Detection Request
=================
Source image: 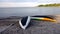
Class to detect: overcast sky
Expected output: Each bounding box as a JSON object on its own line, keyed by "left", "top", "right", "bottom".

{"left": 0, "top": 0, "right": 60, "bottom": 7}
{"left": 0, "top": 0, "right": 60, "bottom": 3}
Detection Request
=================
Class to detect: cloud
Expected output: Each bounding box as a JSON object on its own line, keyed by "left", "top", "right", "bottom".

{"left": 0, "top": 2, "right": 39, "bottom": 7}
{"left": 0, "top": 0, "right": 60, "bottom": 3}
{"left": 37, "top": 0, "right": 60, "bottom": 3}
{"left": 0, "top": 0, "right": 60, "bottom": 7}
{"left": 0, "top": 0, "right": 9, "bottom": 2}
{"left": 0, "top": 0, "right": 36, "bottom": 2}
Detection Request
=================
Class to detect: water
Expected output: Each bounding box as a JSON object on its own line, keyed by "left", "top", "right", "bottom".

{"left": 0, "top": 7, "right": 60, "bottom": 17}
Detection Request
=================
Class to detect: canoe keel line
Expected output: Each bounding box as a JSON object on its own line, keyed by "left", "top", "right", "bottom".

{"left": 19, "top": 16, "right": 56, "bottom": 29}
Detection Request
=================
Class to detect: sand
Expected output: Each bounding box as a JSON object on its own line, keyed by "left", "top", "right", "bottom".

{"left": 0, "top": 16, "right": 60, "bottom": 34}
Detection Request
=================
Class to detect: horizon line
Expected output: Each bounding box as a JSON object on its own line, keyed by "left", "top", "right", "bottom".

{"left": 0, "top": 2, "right": 60, "bottom": 7}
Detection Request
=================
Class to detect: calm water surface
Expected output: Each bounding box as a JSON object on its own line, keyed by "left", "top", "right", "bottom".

{"left": 0, "top": 7, "right": 60, "bottom": 17}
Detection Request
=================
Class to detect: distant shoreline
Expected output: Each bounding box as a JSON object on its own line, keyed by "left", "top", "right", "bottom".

{"left": 37, "top": 3, "right": 60, "bottom": 7}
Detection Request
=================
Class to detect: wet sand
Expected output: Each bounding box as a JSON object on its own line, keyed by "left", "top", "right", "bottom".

{"left": 0, "top": 16, "right": 60, "bottom": 34}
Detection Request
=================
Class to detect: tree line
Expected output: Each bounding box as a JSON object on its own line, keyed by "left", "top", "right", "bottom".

{"left": 38, "top": 3, "right": 60, "bottom": 7}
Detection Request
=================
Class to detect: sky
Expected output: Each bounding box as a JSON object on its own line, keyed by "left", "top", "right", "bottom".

{"left": 0, "top": 0, "right": 60, "bottom": 7}
{"left": 0, "top": 0, "right": 60, "bottom": 3}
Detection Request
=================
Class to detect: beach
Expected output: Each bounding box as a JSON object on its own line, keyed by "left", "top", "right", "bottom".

{"left": 0, "top": 15, "right": 60, "bottom": 34}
